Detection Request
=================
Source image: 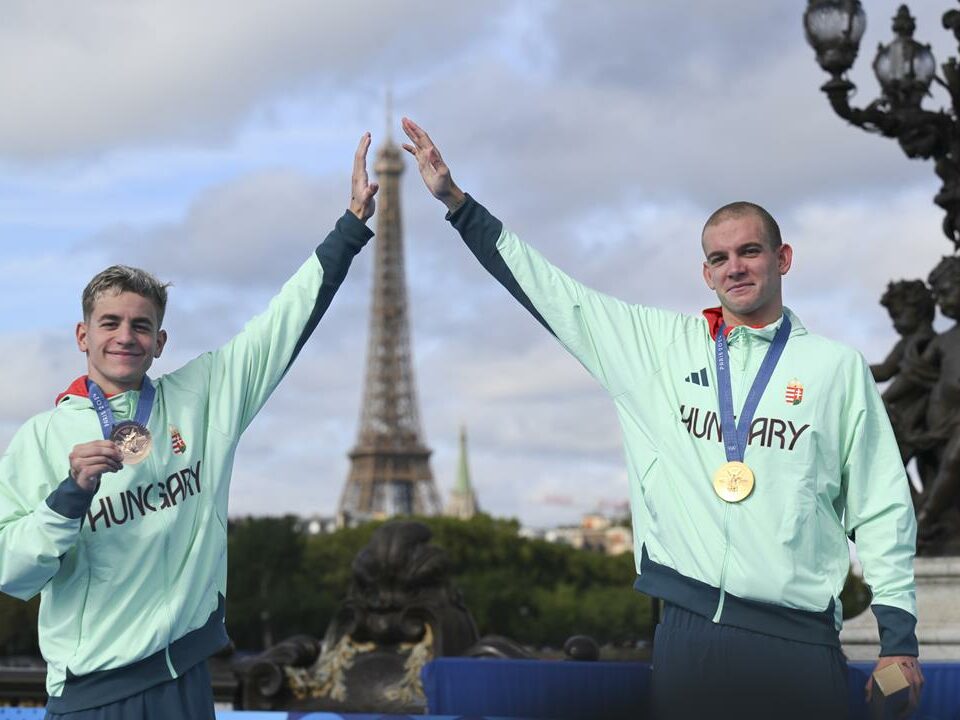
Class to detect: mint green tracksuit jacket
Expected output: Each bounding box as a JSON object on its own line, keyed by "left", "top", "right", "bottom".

{"left": 449, "top": 196, "right": 918, "bottom": 655}
{"left": 0, "top": 211, "right": 372, "bottom": 713}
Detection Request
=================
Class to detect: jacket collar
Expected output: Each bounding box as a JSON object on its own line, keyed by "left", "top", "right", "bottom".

{"left": 702, "top": 306, "right": 804, "bottom": 341}
{"left": 55, "top": 375, "right": 121, "bottom": 406}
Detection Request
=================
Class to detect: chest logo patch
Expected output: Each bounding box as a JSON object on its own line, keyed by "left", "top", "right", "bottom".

{"left": 169, "top": 424, "right": 187, "bottom": 455}
{"left": 785, "top": 379, "right": 804, "bottom": 406}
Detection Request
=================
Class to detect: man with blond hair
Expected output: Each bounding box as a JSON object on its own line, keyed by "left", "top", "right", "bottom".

{"left": 0, "top": 134, "right": 380, "bottom": 719}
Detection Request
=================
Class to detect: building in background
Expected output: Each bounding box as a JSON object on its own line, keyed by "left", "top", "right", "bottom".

{"left": 445, "top": 426, "right": 480, "bottom": 520}
{"left": 522, "top": 512, "right": 633, "bottom": 556}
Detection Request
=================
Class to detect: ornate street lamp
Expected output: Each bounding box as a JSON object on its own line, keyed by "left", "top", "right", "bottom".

{"left": 873, "top": 8, "right": 937, "bottom": 108}
{"left": 805, "top": 1, "right": 960, "bottom": 247}
{"left": 803, "top": 0, "right": 867, "bottom": 80}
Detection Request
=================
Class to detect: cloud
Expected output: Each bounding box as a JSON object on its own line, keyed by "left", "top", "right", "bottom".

{"left": 0, "top": 332, "right": 79, "bottom": 453}
{"left": 3, "top": 1, "right": 958, "bottom": 530}
{"left": 785, "top": 190, "right": 948, "bottom": 359}
{"left": 0, "top": 0, "right": 508, "bottom": 163}
{"left": 89, "top": 168, "right": 351, "bottom": 286}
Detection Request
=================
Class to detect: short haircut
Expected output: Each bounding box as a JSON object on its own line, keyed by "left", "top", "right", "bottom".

{"left": 880, "top": 279, "right": 935, "bottom": 323}
{"left": 82, "top": 265, "right": 171, "bottom": 325}
{"left": 929, "top": 255, "right": 960, "bottom": 289}
{"left": 702, "top": 201, "right": 782, "bottom": 250}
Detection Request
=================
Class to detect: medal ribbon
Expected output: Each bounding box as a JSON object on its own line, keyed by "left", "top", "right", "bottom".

{"left": 86, "top": 377, "right": 156, "bottom": 439}
{"left": 715, "top": 315, "right": 791, "bottom": 462}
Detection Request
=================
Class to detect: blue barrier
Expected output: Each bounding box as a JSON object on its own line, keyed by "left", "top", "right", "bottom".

{"left": 423, "top": 657, "right": 649, "bottom": 719}
{"left": 3, "top": 660, "right": 958, "bottom": 720}
{"left": 422, "top": 658, "right": 960, "bottom": 720}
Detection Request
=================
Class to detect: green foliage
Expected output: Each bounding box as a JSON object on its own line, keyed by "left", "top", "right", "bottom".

{"left": 225, "top": 513, "right": 650, "bottom": 652}
{"left": 0, "top": 593, "right": 39, "bottom": 655}
{"left": 225, "top": 516, "right": 386, "bottom": 650}
{"left": 225, "top": 515, "right": 313, "bottom": 650}
{"left": 418, "top": 514, "right": 647, "bottom": 647}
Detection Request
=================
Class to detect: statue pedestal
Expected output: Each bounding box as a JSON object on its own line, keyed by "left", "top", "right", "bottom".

{"left": 841, "top": 557, "right": 960, "bottom": 661}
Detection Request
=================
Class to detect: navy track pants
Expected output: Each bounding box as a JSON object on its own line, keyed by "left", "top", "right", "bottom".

{"left": 45, "top": 660, "right": 215, "bottom": 720}
{"left": 652, "top": 603, "right": 850, "bottom": 720}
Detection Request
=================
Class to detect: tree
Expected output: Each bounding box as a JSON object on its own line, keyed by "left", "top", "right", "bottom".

{"left": 419, "top": 515, "right": 648, "bottom": 648}
{"left": 223, "top": 514, "right": 651, "bottom": 652}
{"left": 226, "top": 515, "right": 312, "bottom": 650}
{"left": 0, "top": 593, "right": 39, "bottom": 656}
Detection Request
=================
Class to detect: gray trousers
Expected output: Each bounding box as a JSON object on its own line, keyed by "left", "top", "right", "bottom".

{"left": 652, "top": 603, "right": 850, "bottom": 720}
{"left": 45, "top": 660, "right": 215, "bottom": 720}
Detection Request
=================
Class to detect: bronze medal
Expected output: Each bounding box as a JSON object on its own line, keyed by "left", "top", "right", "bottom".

{"left": 111, "top": 421, "right": 153, "bottom": 465}
{"left": 712, "top": 460, "right": 754, "bottom": 503}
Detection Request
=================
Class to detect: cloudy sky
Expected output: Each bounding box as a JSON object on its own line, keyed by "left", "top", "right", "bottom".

{"left": 0, "top": 1, "right": 954, "bottom": 529}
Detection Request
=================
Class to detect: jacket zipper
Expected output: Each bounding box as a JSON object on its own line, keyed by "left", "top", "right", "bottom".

{"left": 713, "top": 504, "right": 731, "bottom": 622}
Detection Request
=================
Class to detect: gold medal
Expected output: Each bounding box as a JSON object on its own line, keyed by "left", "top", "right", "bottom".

{"left": 712, "top": 460, "right": 754, "bottom": 502}
{"left": 111, "top": 422, "right": 153, "bottom": 465}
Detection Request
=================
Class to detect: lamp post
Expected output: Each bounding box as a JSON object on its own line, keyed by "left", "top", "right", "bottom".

{"left": 804, "top": 1, "right": 960, "bottom": 248}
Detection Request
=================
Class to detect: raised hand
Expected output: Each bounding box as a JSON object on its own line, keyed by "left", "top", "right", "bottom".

{"left": 350, "top": 132, "right": 379, "bottom": 222}
{"left": 69, "top": 440, "right": 123, "bottom": 492}
{"left": 401, "top": 117, "right": 465, "bottom": 212}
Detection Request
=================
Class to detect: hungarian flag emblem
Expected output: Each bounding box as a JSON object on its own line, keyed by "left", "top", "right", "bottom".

{"left": 785, "top": 380, "right": 804, "bottom": 406}
{"left": 169, "top": 425, "right": 187, "bottom": 454}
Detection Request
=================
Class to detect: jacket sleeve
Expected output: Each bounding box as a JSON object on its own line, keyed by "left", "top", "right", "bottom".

{"left": 0, "top": 420, "right": 96, "bottom": 601}
{"left": 448, "top": 195, "right": 682, "bottom": 395}
{"left": 841, "top": 354, "right": 919, "bottom": 656}
{"left": 168, "top": 210, "right": 373, "bottom": 438}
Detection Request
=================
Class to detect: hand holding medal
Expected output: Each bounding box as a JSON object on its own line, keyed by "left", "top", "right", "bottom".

{"left": 68, "top": 439, "right": 124, "bottom": 492}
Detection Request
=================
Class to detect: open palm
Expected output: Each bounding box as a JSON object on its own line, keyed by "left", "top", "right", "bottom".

{"left": 401, "top": 117, "right": 463, "bottom": 210}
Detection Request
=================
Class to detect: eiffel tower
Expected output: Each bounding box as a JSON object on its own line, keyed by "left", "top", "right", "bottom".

{"left": 338, "top": 133, "right": 441, "bottom": 519}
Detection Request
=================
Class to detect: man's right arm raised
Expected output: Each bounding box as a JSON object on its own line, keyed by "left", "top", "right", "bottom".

{"left": 401, "top": 117, "right": 672, "bottom": 393}
{"left": 0, "top": 419, "right": 99, "bottom": 600}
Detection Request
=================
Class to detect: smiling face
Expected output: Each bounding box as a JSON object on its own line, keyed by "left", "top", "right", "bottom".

{"left": 701, "top": 212, "right": 792, "bottom": 328}
{"left": 76, "top": 291, "right": 167, "bottom": 394}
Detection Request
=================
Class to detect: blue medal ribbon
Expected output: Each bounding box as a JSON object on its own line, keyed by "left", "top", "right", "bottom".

{"left": 715, "top": 315, "right": 791, "bottom": 463}
{"left": 86, "top": 377, "right": 156, "bottom": 439}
